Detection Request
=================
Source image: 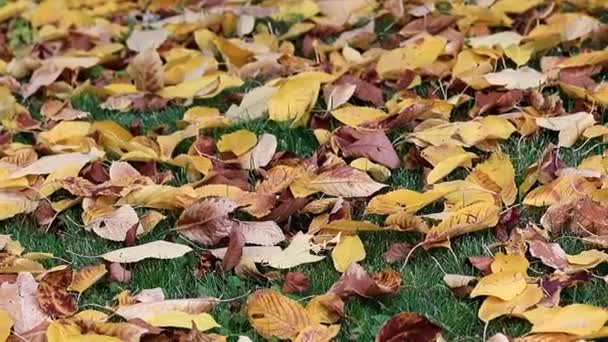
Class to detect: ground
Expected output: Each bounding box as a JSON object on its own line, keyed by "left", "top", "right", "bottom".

{"left": 3, "top": 85, "right": 608, "bottom": 341}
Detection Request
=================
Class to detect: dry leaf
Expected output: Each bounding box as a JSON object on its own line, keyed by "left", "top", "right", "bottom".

{"left": 246, "top": 289, "right": 314, "bottom": 340}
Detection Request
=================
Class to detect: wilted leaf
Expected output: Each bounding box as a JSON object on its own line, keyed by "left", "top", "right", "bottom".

{"left": 143, "top": 311, "right": 220, "bottom": 330}
{"left": 283, "top": 272, "right": 310, "bottom": 294}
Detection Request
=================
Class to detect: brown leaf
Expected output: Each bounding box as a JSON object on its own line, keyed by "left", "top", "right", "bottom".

{"left": 0, "top": 273, "right": 50, "bottom": 334}
{"left": 175, "top": 197, "right": 239, "bottom": 245}
{"left": 333, "top": 128, "right": 400, "bottom": 169}
{"left": 383, "top": 242, "right": 413, "bottom": 263}
{"left": 328, "top": 263, "right": 401, "bottom": 299}
{"left": 222, "top": 229, "right": 245, "bottom": 271}
{"left": 282, "top": 272, "right": 310, "bottom": 293}
{"left": 37, "top": 267, "right": 78, "bottom": 318}
{"left": 130, "top": 49, "right": 164, "bottom": 93}
{"left": 542, "top": 196, "right": 608, "bottom": 236}
{"left": 375, "top": 312, "right": 443, "bottom": 342}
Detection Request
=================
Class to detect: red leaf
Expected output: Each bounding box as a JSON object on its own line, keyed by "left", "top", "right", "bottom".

{"left": 376, "top": 312, "right": 443, "bottom": 342}
{"left": 282, "top": 272, "right": 310, "bottom": 293}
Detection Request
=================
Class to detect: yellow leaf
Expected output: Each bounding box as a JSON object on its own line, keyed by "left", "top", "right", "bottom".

{"left": 69, "top": 264, "right": 107, "bottom": 294}
{"left": 478, "top": 284, "right": 543, "bottom": 322}
{"left": 216, "top": 129, "right": 257, "bottom": 156}
{"left": 0, "top": 309, "right": 13, "bottom": 341}
{"left": 103, "top": 83, "right": 138, "bottom": 95}
{"left": 565, "top": 249, "right": 608, "bottom": 267}
{"left": 46, "top": 320, "right": 124, "bottom": 342}
{"left": 424, "top": 203, "right": 500, "bottom": 247}
{"left": 330, "top": 106, "right": 390, "bottom": 127}
{"left": 0, "top": 0, "right": 29, "bottom": 23}
{"left": 350, "top": 158, "right": 391, "bottom": 182}
{"left": 366, "top": 188, "right": 446, "bottom": 215}
{"left": 376, "top": 35, "right": 446, "bottom": 79}
{"left": 246, "top": 289, "right": 315, "bottom": 340}
{"left": 331, "top": 235, "right": 366, "bottom": 272}
{"left": 384, "top": 212, "right": 430, "bottom": 233}
{"left": 536, "top": 112, "right": 595, "bottom": 147}
{"left": 157, "top": 74, "right": 220, "bottom": 99}
{"left": 38, "top": 121, "right": 92, "bottom": 146}
{"left": 504, "top": 44, "right": 534, "bottom": 66}
{"left": 523, "top": 175, "right": 597, "bottom": 206}
{"left": 272, "top": 0, "right": 320, "bottom": 22}
{"left": 470, "top": 271, "right": 527, "bottom": 301}
{"left": 143, "top": 311, "right": 220, "bottom": 330}
{"left": 73, "top": 309, "right": 109, "bottom": 322}
{"left": 306, "top": 293, "right": 343, "bottom": 324}
{"left": 426, "top": 152, "right": 476, "bottom": 185}
{"left": 466, "top": 151, "right": 517, "bottom": 206}
{"left": 523, "top": 304, "right": 608, "bottom": 336}
{"left": 294, "top": 324, "right": 341, "bottom": 342}
{"left": 491, "top": 254, "right": 529, "bottom": 274}
{"left": 491, "top": 0, "right": 544, "bottom": 14}
{"left": 268, "top": 76, "right": 320, "bottom": 126}
{"left": 558, "top": 50, "right": 608, "bottom": 69}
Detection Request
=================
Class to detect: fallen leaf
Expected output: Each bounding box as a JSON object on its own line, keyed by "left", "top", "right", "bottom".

{"left": 37, "top": 268, "right": 77, "bottom": 318}
{"left": 331, "top": 235, "right": 366, "bottom": 272}
{"left": 328, "top": 263, "right": 401, "bottom": 299}
{"left": 305, "top": 293, "right": 344, "bottom": 324}
{"left": 483, "top": 67, "right": 547, "bottom": 90}
{"left": 311, "top": 165, "right": 387, "bottom": 197}
{"left": 86, "top": 205, "right": 143, "bottom": 242}
{"left": 283, "top": 272, "right": 310, "bottom": 293}
{"left": 375, "top": 312, "right": 443, "bottom": 342}
{"left": 0, "top": 273, "right": 50, "bottom": 333}
{"left": 246, "top": 289, "right": 314, "bottom": 340}
{"left": 523, "top": 304, "right": 608, "bottom": 336}
{"left": 68, "top": 264, "right": 107, "bottom": 294}
{"left": 383, "top": 242, "right": 413, "bottom": 263}
{"left": 470, "top": 271, "right": 527, "bottom": 301}
{"left": 143, "top": 311, "right": 220, "bottom": 330}
{"left": 101, "top": 241, "right": 193, "bottom": 263}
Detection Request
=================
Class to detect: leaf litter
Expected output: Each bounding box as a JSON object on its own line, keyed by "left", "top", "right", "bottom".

{"left": 1, "top": 0, "right": 608, "bottom": 341}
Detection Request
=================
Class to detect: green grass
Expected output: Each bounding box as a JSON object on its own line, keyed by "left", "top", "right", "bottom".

{"left": 3, "top": 92, "right": 608, "bottom": 341}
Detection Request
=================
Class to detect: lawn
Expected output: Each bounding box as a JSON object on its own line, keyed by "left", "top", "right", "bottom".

{"left": 3, "top": 1, "right": 608, "bottom": 341}
{"left": 2, "top": 90, "right": 607, "bottom": 341}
